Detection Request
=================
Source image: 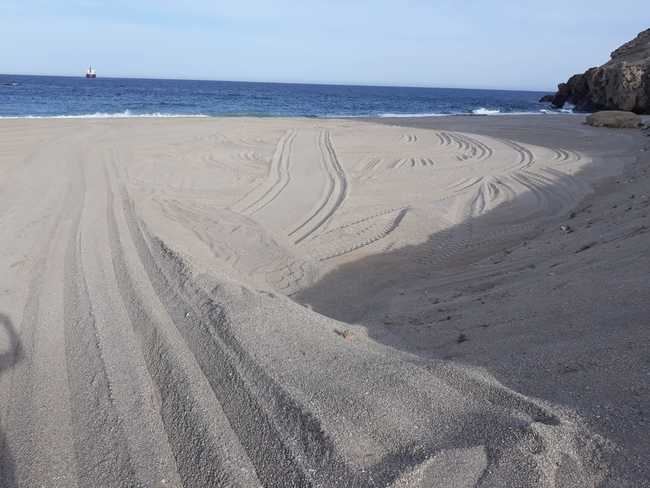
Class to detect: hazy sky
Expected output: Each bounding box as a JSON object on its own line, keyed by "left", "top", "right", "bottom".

{"left": 1, "top": 1, "right": 647, "bottom": 90}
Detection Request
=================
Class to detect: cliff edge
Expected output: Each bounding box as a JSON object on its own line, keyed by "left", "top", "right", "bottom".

{"left": 547, "top": 29, "right": 650, "bottom": 114}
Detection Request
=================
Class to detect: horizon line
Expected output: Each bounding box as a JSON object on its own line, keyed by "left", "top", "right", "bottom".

{"left": 0, "top": 72, "right": 553, "bottom": 93}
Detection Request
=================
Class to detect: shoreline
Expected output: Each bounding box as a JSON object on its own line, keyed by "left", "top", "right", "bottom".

{"left": 0, "top": 111, "right": 579, "bottom": 120}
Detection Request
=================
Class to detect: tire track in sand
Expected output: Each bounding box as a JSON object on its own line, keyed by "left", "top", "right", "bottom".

{"left": 400, "top": 133, "right": 418, "bottom": 144}
{"left": 551, "top": 147, "right": 582, "bottom": 164}
{"left": 502, "top": 139, "right": 535, "bottom": 169}
{"left": 3, "top": 173, "right": 79, "bottom": 488}
{"left": 391, "top": 157, "right": 436, "bottom": 169}
{"left": 233, "top": 129, "right": 296, "bottom": 215}
{"left": 454, "top": 133, "right": 494, "bottom": 161}
{"left": 289, "top": 130, "right": 348, "bottom": 244}
{"left": 105, "top": 164, "right": 261, "bottom": 488}
{"left": 107, "top": 162, "right": 375, "bottom": 487}
{"left": 62, "top": 157, "right": 140, "bottom": 487}
{"left": 70, "top": 148, "right": 186, "bottom": 486}
{"left": 316, "top": 208, "right": 409, "bottom": 261}
{"left": 3, "top": 134, "right": 99, "bottom": 488}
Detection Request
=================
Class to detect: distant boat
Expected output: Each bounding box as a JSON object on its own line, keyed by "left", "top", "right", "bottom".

{"left": 85, "top": 66, "right": 97, "bottom": 79}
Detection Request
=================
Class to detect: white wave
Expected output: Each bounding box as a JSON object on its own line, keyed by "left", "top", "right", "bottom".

{"left": 472, "top": 108, "right": 501, "bottom": 115}
{"left": 321, "top": 113, "right": 454, "bottom": 119}
{"left": 378, "top": 109, "right": 553, "bottom": 118}
{"left": 0, "top": 110, "right": 209, "bottom": 119}
{"left": 541, "top": 102, "right": 575, "bottom": 114}
{"left": 377, "top": 112, "right": 454, "bottom": 118}
{"left": 0, "top": 109, "right": 579, "bottom": 120}
{"left": 321, "top": 114, "right": 367, "bottom": 118}
{"left": 559, "top": 104, "right": 576, "bottom": 114}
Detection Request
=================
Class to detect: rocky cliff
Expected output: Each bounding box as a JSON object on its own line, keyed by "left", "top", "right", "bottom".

{"left": 547, "top": 29, "right": 650, "bottom": 114}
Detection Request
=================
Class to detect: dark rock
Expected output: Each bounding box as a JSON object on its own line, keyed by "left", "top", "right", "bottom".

{"left": 549, "top": 29, "right": 650, "bottom": 114}
{"left": 539, "top": 94, "right": 555, "bottom": 103}
{"left": 586, "top": 111, "right": 642, "bottom": 128}
{"left": 551, "top": 82, "right": 570, "bottom": 108}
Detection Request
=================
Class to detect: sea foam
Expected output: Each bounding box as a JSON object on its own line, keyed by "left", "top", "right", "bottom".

{"left": 0, "top": 110, "right": 208, "bottom": 119}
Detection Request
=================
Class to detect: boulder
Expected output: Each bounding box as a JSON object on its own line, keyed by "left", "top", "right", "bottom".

{"left": 550, "top": 29, "right": 650, "bottom": 114}
{"left": 585, "top": 111, "right": 642, "bottom": 128}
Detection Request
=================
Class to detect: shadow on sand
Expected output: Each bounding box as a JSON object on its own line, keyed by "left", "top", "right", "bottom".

{"left": 0, "top": 313, "right": 22, "bottom": 488}
{"left": 293, "top": 122, "right": 650, "bottom": 484}
{"left": 294, "top": 164, "right": 590, "bottom": 328}
{"left": 294, "top": 119, "right": 644, "bottom": 352}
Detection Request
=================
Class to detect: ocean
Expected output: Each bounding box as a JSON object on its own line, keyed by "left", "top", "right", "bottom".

{"left": 0, "top": 74, "right": 565, "bottom": 118}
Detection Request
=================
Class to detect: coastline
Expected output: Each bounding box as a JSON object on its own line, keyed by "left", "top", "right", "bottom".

{"left": 0, "top": 115, "right": 647, "bottom": 486}
{"left": 0, "top": 109, "right": 576, "bottom": 119}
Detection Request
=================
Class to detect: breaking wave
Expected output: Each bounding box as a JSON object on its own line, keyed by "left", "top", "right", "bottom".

{"left": 0, "top": 110, "right": 209, "bottom": 119}
{"left": 472, "top": 107, "right": 502, "bottom": 115}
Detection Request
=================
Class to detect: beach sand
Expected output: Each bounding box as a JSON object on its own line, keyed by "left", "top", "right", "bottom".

{"left": 0, "top": 115, "right": 647, "bottom": 486}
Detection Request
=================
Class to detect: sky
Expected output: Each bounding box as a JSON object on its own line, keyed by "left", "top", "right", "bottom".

{"left": 1, "top": 1, "right": 648, "bottom": 91}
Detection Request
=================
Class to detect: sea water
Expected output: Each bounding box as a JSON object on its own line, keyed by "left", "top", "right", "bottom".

{"left": 0, "top": 74, "right": 566, "bottom": 118}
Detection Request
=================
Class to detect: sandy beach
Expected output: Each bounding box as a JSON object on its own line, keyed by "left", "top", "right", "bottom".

{"left": 0, "top": 115, "right": 648, "bottom": 487}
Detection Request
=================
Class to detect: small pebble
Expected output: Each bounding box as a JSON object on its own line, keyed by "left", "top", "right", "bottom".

{"left": 560, "top": 225, "right": 573, "bottom": 234}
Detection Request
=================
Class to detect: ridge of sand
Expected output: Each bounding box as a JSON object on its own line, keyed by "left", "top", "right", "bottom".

{"left": 0, "top": 116, "right": 646, "bottom": 486}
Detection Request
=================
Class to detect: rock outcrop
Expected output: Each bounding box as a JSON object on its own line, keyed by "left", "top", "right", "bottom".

{"left": 585, "top": 111, "right": 642, "bottom": 128}
{"left": 549, "top": 29, "right": 650, "bottom": 114}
